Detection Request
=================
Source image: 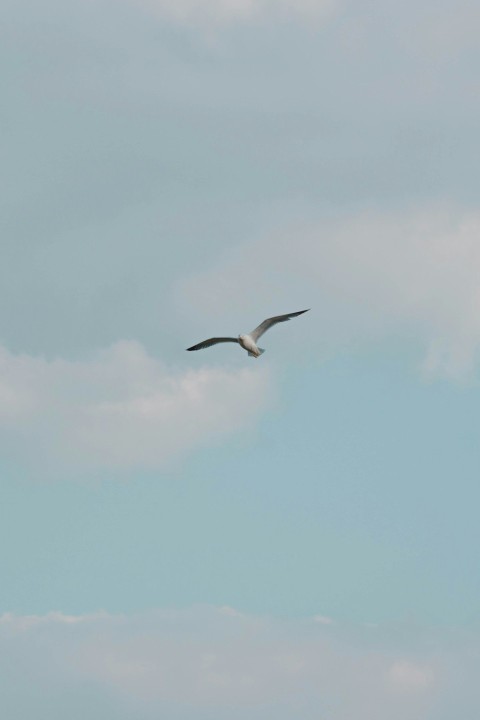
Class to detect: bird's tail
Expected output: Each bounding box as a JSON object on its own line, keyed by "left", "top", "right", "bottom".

{"left": 248, "top": 348, "right": 265, "bottom": 357}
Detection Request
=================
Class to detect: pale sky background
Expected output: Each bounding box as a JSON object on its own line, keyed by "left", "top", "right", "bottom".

{"left": 2, "top": 0, "right": 480, "bottom": 717}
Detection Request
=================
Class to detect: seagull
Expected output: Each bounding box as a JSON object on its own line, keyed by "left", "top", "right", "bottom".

{"left": 186, "top": 309, "right": 309, "bottom": 358}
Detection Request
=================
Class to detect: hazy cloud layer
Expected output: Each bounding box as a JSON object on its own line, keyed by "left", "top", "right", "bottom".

{"left": 1, "top": 607, "right": 479, "bottom": 719}
{"left": 0, "top": 341, "right": 270, "bottom": 473}
{"left": 138, "top": 0, "right": 335, "bottom": 26}
{"left": 3, "top": 0, "right": 480, "bottom": 360}
{"left": 179, "top": 209, "right": 480, "bottom": 378}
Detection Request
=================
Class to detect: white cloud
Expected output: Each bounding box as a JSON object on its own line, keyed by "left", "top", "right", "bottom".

{"left": 388, "top": 660, "right": 435, "bottom": 691}
{"left": 1, "top": 606, "right": 478, "bottom": 719}
{"left": 177, "top": 208, "right": 480, "bottom": 379}
{"left": 0, "top": 610, "right": 113, "bottom": 632}
{"left": 313, "top": 614, "right": 334, "bottom": 625}
{"left": 139, "top": 0, "right": 335, "bottom": 27}
{"left": 0, "top": 341, "right": 270, "bottom": 473}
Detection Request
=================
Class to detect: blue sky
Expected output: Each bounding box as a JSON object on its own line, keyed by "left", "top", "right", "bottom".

{"left": 2, "top": 0, "right": 480, "bottom": 716}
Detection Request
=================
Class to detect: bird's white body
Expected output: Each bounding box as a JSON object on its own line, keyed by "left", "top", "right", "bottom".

{"left": 238, "top": 334, "right": 264, "bottom": 358}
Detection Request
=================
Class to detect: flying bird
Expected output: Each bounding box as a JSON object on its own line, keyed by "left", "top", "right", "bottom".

{"left": 186, "top": 309, "right": 309, "bottom": 358}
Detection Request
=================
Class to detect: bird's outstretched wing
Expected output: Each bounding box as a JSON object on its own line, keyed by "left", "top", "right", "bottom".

{"left": 186, "top": 337, "right": 240, "bottom": 352}
{"left": 249, "top": 309, "right": 310, "bottom": 342}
